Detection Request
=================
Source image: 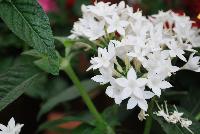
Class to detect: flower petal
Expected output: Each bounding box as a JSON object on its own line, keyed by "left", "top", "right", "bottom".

{"left": 121, "top": 87, "right": 132, "bottom": 99}
{"left": 91, "top": 75, "right": 108, "bottom": 84}
{"left": 115, "top": 78, "right": 128, "bottom": 87}
{"left": 138, "top": 99, "right": 148, "bottom": 111}
{"left": 127, "top": 68, "right": 137, "bottom": 80}
{"left": 133, "top": 88, "right": 144, "bottom": 99}
{"left": 159, "top": 81, "right": 172, "bottom": 89}
{"left": 137, "top": 78, "right": 147, "bottom": 87}
{"left": 8, "top": 117, "right": 15, "bottom": 129}
{"left": 127, "top": 97, "right": 137, "bottom": 109}
{"left": 0, "top": 124, "right": 7, "bottom": 131}
{"left": 144, "top": 91, "right": 154, "bottom": 99}
{"left": 105, "top": 86, "right": 114, "bottom": 98}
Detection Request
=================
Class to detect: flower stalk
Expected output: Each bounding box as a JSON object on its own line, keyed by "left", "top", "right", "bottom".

{"left": 143, "top": 97, "right": 155, "bottom": 134}
{"left": 61, "top": 59, "right": 115, "bottom": 134}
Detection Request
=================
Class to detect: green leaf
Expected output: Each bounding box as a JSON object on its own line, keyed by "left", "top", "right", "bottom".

{"left": 22, "top": 49, "right": 43, "bottom": 58}
{"left": 0, "top": 57, "right": 14, "bottom": 73}
{"left": 0, "top": 63, "right": 41, "bottom": 111}
{"left": 26, "top": 77, "right": 68, "bottom": 100}
{"left": 0, "top": 0, "right": 59, "bottom": 75}
{"left": 38, "top": 80, "right": 99, "bottom": 118}
{"left": 25, "top": 74, "right": 47, "bottom": 100}
{"left": 22, "top": 49, "right": 61, "bottom": 74}
{"left": 38, "top": 115, "right": 92, "bottom": 132}
{"left": 55, "top": 36, "right": 75, "bottom": 47}
{"left": 72, "top": 124, "right": 95, "bottom": 134}
{"left": 181, "top": 86, "right": 200, "bottom": 116}
{"left": 153, "top": 106, "right": 200, "bottom": 134}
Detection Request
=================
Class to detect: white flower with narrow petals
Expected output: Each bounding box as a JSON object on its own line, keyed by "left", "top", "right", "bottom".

{"left": 0, "top": 118, "right": 23, "bottom": 134}
{"left": 165, "top": 40, "right": 187, "bottom": 62}
{"left": 115, "top": 68, "right": 154, "bottom": 110}
{"left": 115, "top": 68, "right": 147, "bottom": 100}
{"left": 106, "top": 79, "right": 131, "bottom": 104}
{"left": 83, "top": 2, "right": 116, "bottom": 19}
{"left": 143, "top": 52, "right": 179, "bottom": 78}
{"left": 71, "top": 15, "right": 105, "bottom": 41}
{"left": 87, "top": 42, "right": 116, "bottom": 70}
{"left": 127, "top": 90, "right": 154, "bottom": 111}
{"left": 182, "top": 53, "right": 200, "bottom": 72}
{"left": 106, "top": 13, "right": 129, "bottom": 36}
{"left": 147, "top": 74, "right": 172, "bottom": 97}
{"left": 92, "top": 67, "right": 113, "bottom": 84}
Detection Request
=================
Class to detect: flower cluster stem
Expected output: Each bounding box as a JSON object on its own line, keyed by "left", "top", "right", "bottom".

{"left": 143, "top": 97, "right": 155, "bottom": 134}
{"left": 62, "top": 60, "right": 115, "bottom": 134}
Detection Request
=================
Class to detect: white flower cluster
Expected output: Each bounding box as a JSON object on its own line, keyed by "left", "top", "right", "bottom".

{"left": 154, "top": 102, "right": 193, "bottom": 134}
{"left": 0, "top": 117, "right": 23, "bottom": 134}
{"left": 70, "top": 1, "right": 200, "bottom": 112}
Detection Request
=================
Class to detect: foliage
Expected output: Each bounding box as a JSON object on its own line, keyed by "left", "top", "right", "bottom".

{"left": 0, "top": 0, "right": 59, "bottom": 75}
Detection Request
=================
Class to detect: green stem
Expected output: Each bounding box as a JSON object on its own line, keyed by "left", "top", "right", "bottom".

{"left": 61, "top": 60, "right": 115, "bottom": 134}
{"left": 143, "top": 97, "right": 155, "bottom": 134}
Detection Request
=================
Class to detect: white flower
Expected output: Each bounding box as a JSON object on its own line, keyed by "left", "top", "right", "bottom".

{"left": 147, "top": 74, "right": 172, "bottom": 97}
{"left": 106, "top": 13, "right": 129, "bottom": 36}
{"left": 116, "top": 68, "right": 148, "bottom": 100}
{"left": 87, "top": 42, "right": 116, "bottom": 70}
{"left": 71, "top": 15, "right": 105, "bottom": 41}
{"left": 143, "top": 52, "right": 179, "bottom": 78}
{"left": 112, "top": 39, "right": 133, "bottom": 59}
{"left": 127, "top": 90, "right": 154, "bottom": 111}
{"left": 115, "top": 68, "right": 154, "bottom": 110}
{"left": 182, "top": 53, "right": 200, "bottom": 72}
{"left": 165, "top": 39, "right": 187, "bottom": 62}
{"left": 92, "top": 67, "right": 113, "bottom": 84}
{"left": 106, "top": 79, "right": 131, "bottom": 104}
{"left": 0, "top": 117, "right": 23, "bottom": 134}
{"left": 82, "top": 2, "right": 116, "bottom": 19}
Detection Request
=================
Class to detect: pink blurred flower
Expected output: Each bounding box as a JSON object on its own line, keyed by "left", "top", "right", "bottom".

{"left": 38, "top": 0, "right": 58, "bottom": 13}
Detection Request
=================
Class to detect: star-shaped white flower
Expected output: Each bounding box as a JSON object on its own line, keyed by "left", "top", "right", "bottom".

{"left": 115, "top": 68, "right": 148, "bottom": 100}
{"left": 0, "top": 117, "right": 23, "bottom": 134}
{"left": 147, "top": 74, "right": 172, "bottom": 97}
{"left": 106, "top": 79, "right": 131, "bottom": 104}
{"left": 72, "top": 15, "right": 106, "bottom": 41}
{"left": 106, "top": 13, "right": 129, "bottom": 36}
{"left": 82, "top": 2, "right": 117, "bottom": 19}
{"left": 143, "top": 52, "right": 179, "bottom": 78}
{"left": 127, "top": 90, "right": 154, "bottom": 111}
{"left": 87, "top": 42, "right": 116, "bottom": 70}
{"left": 92, "top": 67, "right": 113, "bottom": 84}
{"left": 182, "top": 53, "right": 200, "bottom": 72}
{"left": 165, "top": 39, "right": 187, "bottom": 62}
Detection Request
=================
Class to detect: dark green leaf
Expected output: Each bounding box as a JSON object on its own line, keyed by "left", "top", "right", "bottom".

{"left": 25, "top": 74, "right": 47, "bottom": 99}
{"left": 0, "top": 63, "right": 41, "bottom": 111}
{"left": 72, "top": 124, "right": 95, "bottom": 134}
{"left": 0, "top": 0, "right": 59, "bottom": 75}
{"left": 26, "top": 77, "right": 68, "bottom": 100}
{"left": 38, "top": 80, "right": 99, "bottom": 118}
{"left": 22, "top": 49, "right": 61, "bottom": 74}
{"left": 181, "top": 86, "right": 200, "bottom": 116}
{"left": 0, "top": 57, "right": 14, "bottom": 73}
{"left": 38, "top": 115, "right": 92, "bottom": 132}
{"left": 22, "top": 49, "right": 43, "bottom": 58}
